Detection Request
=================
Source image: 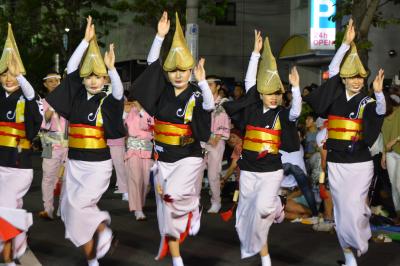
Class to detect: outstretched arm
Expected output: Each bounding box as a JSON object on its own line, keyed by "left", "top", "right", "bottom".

{"left": 244, "top": 30, "right": 262, "bottom": 92}
{"left": 67, "top": 16, "right": 94, "bottom": 74}
{"left": 104, "top": 44, "right": 123, "bottom": 100}
{"left": 328, "top": 19, "right": 354, "bottom": 78}
{"left": 194, "top": 58, "right": 215, "bottom": 111}
{"left": 147, "top": 11, "right": 170, "bottom": 64}
{"left": 288, "top": 66, "right": 302, "bottom": 121}
{"left": 372, "top": 69, "right": 386, "bottom": 115}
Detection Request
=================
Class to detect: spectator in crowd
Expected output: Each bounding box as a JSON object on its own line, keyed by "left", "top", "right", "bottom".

{"left": 304, "top": 113, "right": 318, "bottom": 159}
{"left": 382, "top": 87, "right": 400, "bottom": 222}
{"left": 39, "top": 72, "right": 67, "bottom": 220}
{"left": 124, "top": 99, "right": 154, "bottom": 221}
{"left": 312, "top": 118, "right": 335, "bottom": 232}
{"left": 282, "top": 90, "right": 292, "bottom": 108}
{"left": 204, "top": 75, "right": 231, "bottom": 213}
{"left": 232, "top": 82, "right": 245, "bottom": 100}
{"left": 218, "top": 87, "right": 229, "bottom": 99}
{"left": 220, "top": 128, "right": 242, "bottom": 188}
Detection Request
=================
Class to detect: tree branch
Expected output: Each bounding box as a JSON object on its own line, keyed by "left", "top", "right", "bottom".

{"left": 359, "top": 0, "right": 381, "bottom": 36}
{"left": 378, "top": 0, "right": 390, "bottom": 8}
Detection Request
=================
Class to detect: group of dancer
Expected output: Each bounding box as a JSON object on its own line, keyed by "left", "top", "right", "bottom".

{"left": 0, "top": 11, "right": 386, "bottom": 266}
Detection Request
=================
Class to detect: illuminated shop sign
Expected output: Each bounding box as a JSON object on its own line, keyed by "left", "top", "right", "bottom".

{"left": 310, "top": 0, "right": 336, "bottom": 50}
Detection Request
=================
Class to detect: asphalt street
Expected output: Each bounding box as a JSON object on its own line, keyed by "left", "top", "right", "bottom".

{"left": 16, "top": 153, "right": 400, "bottom": 266}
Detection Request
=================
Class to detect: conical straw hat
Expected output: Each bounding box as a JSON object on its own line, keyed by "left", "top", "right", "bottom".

{"left": 0, "top": 23, "right": 26, "bottom": 75}
{"left": 80, "top": 35, "right": 108, "bottom": 77}
{"left": 257, "top": 37, "right": 284, "bottom": 94}
{"left": 163, "top": 12, "right": 195, "bottom": 72}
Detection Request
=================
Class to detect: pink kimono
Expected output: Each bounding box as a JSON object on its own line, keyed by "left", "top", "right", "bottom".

{"left": 205, "top": 97, "right": 230, "bottom": 206}
{"left": 107, "top": 137, "right": 128, "bottom": 194}
{"left": 124, "top": 106, "right": 154, "bottom": 211}
{"left": 41, "top": 99, "right": 68, "bottom": 217}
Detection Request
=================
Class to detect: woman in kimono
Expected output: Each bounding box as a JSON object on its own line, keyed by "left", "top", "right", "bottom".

{"left": 304, "top": 19, "right": 386, "bottom": 266}
{"left": 46, "top": 17, "right": 125, "bottom": 266}
{"left": 131, "top": 11, "right": 214, "bottom": 266}
{"left": 0, "top": 24, "right": 42, "bottom": 266}
{"left": 223, "top": 30, "right": 302, "bottom": 266}
{"left": 124, "top": 100, "right": 154, "bottom": 220}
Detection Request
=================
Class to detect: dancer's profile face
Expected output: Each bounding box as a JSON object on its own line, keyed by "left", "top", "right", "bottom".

{"left": 0, "top": 70, "right": 20, "bottom": 93}
{"left": 168, "top": 69, "right": 191, "bottom": 90}
{"left": 228, "top": 133, "right": 241, "bottom": 148}
{"left": 261, "top": 92, "right": 282, "bottom": 109}
{"left": 83, "top": 74, "right": 106, "bottom": 95}
{"left": 207, "top": 81, "right": 220, "bottom": 95}
{"left": 343, "top": 76, "right": 364, "bottom": 95}
{"left": 43, "top": 75, "right": 61, "bottom": 92}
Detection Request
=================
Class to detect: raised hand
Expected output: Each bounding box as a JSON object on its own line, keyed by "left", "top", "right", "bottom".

{"left": 253, "top": 30, "right": 263, "bottom": 54}
{"left": 344, "top": 18, "right": 355, "bottom": 45}
{"left": 373, "top": 68, "right": 384, "bottom": 93}
{"left": 194, "top": 58, "right": 206, "bottom": 82}
{"left": 104, "top": 43, "right": 115, "bottom": 70}
{"left": 157, "top": 11, "right": 170, "bottom": 38}
{"left": 84, "top": 16, "right": 95, "bottom": 42}
{"left": 8, "top": 52, "right": 21, "bottom": 77}
{"left": 289, "top": 66, "right": 300, "bottom": 88}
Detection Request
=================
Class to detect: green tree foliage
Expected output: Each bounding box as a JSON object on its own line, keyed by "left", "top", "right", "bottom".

{"left": 0, "top": 0, "right": 226, "bottom": 93}
{"left": 124, "top": 0, "right": 227, "bottom": 62}
{"left": 0, "top": 0, "right": 126, "bottom": 95}
{"left": 332, "top": 0, "right": 400, "bottom": 67}
{"left": 127, "top": 0, "right": 226, "bottom": 27}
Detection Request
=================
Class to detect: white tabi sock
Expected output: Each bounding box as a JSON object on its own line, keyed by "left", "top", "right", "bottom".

{"left": 88, "top": 258, "right": 99, "bottom": 266}
{"left": 343, "top": 249, "right": 357, "bottom": 266}
{"left": 5, "top": 262, "right": 16, "bottom": 266}
{"left": 261, "top": 254, "right": 272, "bottom": 266}
{"left": 172, "top": 256, "right": 184, "bottom": 266}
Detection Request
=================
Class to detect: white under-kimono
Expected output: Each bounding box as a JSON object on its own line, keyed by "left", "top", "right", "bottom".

{"left": 131, "top": 34, "right": 215, "bottom": 261}
{"left": 304, "top": 43, "right": 386, "bottom": 256}
{"left": 236, "top": 170, "right": 285, "bottom": 258}
{"left": 0, "top": 167, "right": 33, "bottom": 259}
{"left": 45, "top": 40, "right": 125, "bottom": 258}
{"left": 154, "top": 157, "right": 204, "bottom": 259}
{"left": 222, "top": 51, "right": 302, "bottom": 260}
{"left": 61, "top": 159, "right": 112, "bottom": 247}
{"left": 0, "top": 75, "right": 42, "bottom": 259}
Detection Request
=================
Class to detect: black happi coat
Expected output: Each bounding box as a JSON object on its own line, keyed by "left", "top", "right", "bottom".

{"left": 304, "top": 74, "right": 383, "bottom": 163}
{"left": 46, "top": 70, "right": 125, "bottom": 161}
{"left": 131, "top": 60, "right": 211, "bottom": 163}
{"left": 0, "top": 89, "right": 42, "bottom": 168}
{"left": 224, "top": 85, "right": 299, "bottom": 172}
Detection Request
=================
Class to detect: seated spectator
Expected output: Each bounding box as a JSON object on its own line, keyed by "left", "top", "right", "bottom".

{"left": 382, "top": 88, "right": 400, "bottom": 223}
{"left": 304, "top": 113, "right": 318, "bottom": 159}
{"left": 283, "top": 188, "right": 312, "bottom": 220}
{"left": 232, "top": 82, "right": 245, "bottom": 101}
{"left": 221, "top": 129, "right": 242, "bottom": 188}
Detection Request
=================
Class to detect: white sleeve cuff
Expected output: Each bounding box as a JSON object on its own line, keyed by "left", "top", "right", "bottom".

{"left": 328, "top": 43, "right": 350, "bottom": 78}
{"left": 16, "top": 75, "right": 35, "bottom": 100}
{"left": 244, "top": 52, "right": 261, "bottom": 92}
{"left": 289, "top": 86, "right": 302, "bottom": 121}
{"left": 198, "top": 80, "right": 215, "bottom": 111}
{"left": 108, "top": 68, "right": 124, "bottom": 100}
{"left": 374, "top": 91, "right": 386, "bottom": 115}
{"left": 147, "top": 35, "right": 164, "bottom": 64}
{"left": 67, "top": 40, "right": 89, "bottom": 74}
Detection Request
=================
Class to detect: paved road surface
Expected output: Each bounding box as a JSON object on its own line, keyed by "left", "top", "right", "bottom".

{"left": 14, "top": 154, "right": 400, "bottom": 266}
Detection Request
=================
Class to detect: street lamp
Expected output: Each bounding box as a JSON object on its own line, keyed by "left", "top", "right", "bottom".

{"left": 63, "top": 27, "right": 69, "bottom": 51}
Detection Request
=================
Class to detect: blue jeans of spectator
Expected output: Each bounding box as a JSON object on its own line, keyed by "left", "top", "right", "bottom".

{"left": 283, "top": 163, "right": 319, "bottom": 216}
